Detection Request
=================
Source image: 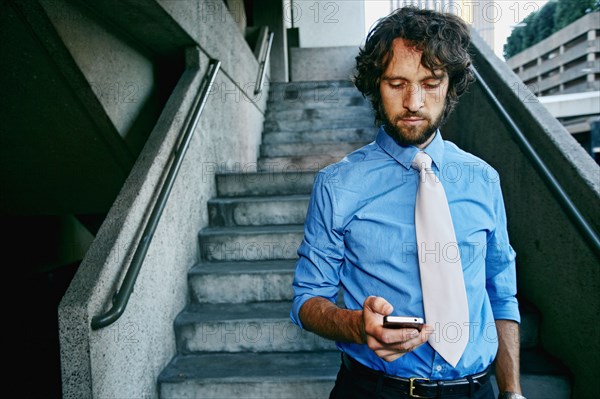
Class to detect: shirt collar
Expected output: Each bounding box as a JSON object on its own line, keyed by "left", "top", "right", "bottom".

{"left": 375, "top": 126, "right": 445, "bottom": 171}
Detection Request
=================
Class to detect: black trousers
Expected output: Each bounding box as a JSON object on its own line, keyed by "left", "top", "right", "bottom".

{"left": 329, "top": 359, "right": 495, "bottom": 399}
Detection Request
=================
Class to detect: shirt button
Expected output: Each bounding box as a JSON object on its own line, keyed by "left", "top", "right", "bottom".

{"left": 435, "top": 365, "right": 442, "bottom": 372}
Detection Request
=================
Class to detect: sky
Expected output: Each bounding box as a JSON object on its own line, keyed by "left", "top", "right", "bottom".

{"left": 364, "top": 1, "right": 549, "bottom": 60}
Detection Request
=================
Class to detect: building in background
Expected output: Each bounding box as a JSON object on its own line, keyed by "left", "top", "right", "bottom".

{"left": 507, "top": 12, "right": 600, "bottom": 162}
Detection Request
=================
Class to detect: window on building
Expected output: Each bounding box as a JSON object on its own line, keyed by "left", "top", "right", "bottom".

{"left": 563, "top": 76, "right": 588, "bottom": 92}
{"left": 524, "top": 77, "right": 538, "bottom": 86}
{"left": 541, "top": 49, "right": 559, "bottom": 62}
{"left": 563, "top": 55, "right": 588, "bottom": 72}
{"left": 564, "top": 33, "right": 587, "bottom": 52}
{"left": 541, "top": 86, "right": 560, "bottom": 96}
{"left": 541, "top": 67, "right": 560, "bottom": 79}
{"left": 523, "top": 59, "right": 538, "bottom": 71}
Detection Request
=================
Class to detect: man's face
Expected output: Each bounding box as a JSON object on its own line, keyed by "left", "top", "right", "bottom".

{"left": 379, "top": 38, "right": 449, "bottom": 148}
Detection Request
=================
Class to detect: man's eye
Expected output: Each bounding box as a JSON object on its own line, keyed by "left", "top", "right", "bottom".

{"left": 423, "top": 83, "right": 441, "bottom": 90}
{"left": 389, "top": 82, "right": 406, "bottom": 89}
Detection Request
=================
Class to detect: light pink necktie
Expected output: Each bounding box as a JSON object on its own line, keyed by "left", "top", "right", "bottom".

{"left": 412, "top": 151, "right": 469, "bottom": 367}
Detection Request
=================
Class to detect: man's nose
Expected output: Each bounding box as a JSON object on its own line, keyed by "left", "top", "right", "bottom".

{"left": 403, "top": 84, "right": 424, "bottom": 112}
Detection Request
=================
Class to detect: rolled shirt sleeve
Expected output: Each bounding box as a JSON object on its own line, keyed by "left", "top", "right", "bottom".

{"left": 485, "top": 178, "right": 520, "bottom": 323}
{"left": 291, "top": 170, "right": 345, "bottom": 329}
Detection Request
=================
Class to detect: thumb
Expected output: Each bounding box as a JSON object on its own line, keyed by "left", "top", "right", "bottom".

{"left": 364, "top": 296, "right": 394, "bottom": 316}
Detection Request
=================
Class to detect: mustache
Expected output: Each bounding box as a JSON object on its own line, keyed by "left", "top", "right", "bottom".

{"left": 393, "top": 112, "right": 428, "bottom": 120}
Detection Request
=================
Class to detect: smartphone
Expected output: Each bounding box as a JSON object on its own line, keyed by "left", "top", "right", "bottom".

{"left": 382, "top": 316, "right": 424, "bottom": 330}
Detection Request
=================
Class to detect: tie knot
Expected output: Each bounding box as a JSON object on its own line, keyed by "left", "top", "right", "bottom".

{"left": 412, "top": 151, "right": 433, "bottom": 172}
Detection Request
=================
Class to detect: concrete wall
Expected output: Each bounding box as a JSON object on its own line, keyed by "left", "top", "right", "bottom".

{"left": 286, "top": 0, "right": 365, "bottom": 47}
{"left": 444, "top": 30, "right": 600, "bottom": 399}
{"left": 58, "top": 1, "right": 267, "bottom": 398}
{"left": 40, "top": 0, "right": 157, "bottom": 155}
{"left": 290, "top": 46, "right": 358, "bottom": 81}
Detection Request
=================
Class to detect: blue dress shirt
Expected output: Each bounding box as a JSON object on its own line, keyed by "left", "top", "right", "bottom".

{"left": 291, "top": 127, "right": 520, "bottom": 380}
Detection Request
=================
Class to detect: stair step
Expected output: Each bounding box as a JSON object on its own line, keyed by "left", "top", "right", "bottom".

{"left": 260, "top": 141, "right": 368, "bottom": 158}
{"left": 198, "top": 225, "right": 303, "bottom": 262}
{"left": 265, "top": 106, "right": 373, "bottom": 122}
{"left": 208, "top": 195, "right": 309, "bottom": 227}
{"left": 262, "top": 127, "right": 378, "bottom": 144}
{"left": 188, "top": 260, "right": 296, "bottom": 303}
{"left": 266, "top": 94, "right": 369, "bottom": 111}
{"left": 175, "top": 302, "right": 334, "bottom": 353}
{"left": 216, "top": 171, "right": 316, "bottom": 197}
{"left": 268, "top": 79, "right": 355, "bottom": 88}
{"left": 268, "top": 79, "right": 357, "bottom": 95}
{"left": 266, "top": 87, "right": 366, "bottom": 106}
{"left": 258, "top": 154, "right": 344, "bottom": 172}
{"left": 158, "top": 351, "right": 340, "bottom": 399}
{"left": 263, "top": 117, "right": 374, "bottom": 133}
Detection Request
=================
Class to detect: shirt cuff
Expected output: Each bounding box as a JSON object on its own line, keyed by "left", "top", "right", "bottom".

{"left": 290, "top": 294, "right": 312, "bottom": 329}
{"left": 491, "top": 296, "right": 521, "bottom": 323}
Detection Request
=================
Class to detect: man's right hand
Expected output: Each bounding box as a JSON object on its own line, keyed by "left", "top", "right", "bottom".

{"left": 362, "top": 296, "right": 433, "bottom": 362}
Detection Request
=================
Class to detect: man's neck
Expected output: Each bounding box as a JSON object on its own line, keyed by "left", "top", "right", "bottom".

{"left": 415, "top": 131, "right": 437, "bottom": 149}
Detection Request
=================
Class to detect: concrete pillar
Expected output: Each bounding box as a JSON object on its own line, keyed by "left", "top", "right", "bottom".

{"left": 253, "top": 0, "right": 289, "bottom": 82}
{"left": 586, "top": 30, "right": 596, "bottom": 85}
{"left": 558, "top": 44, "right": 565, "bottom": 92}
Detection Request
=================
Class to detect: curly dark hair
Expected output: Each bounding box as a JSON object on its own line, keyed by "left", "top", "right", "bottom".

{"left": 354, "top": 6, "right": 475, "bottom": 126}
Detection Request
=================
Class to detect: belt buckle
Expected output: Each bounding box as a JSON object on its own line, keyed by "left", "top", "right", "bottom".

{"left": 409, "top": 377, "right": 430, "bottom": 398}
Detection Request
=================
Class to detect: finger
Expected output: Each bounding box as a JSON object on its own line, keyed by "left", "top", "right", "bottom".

{"left": 374, "top": 340, "right": 418, "bottom": 362}
{"left": 362, "top": 297, "right": 394, "bottom": 344}
{"left": 378, "top": 327, "right": 421, "bottom": 346}
{"left": 363, "top": 296, "right": 394, "bottom": 316}
{"left": 367, "top": 330, "right": 419, "bottom": 357}
{"left": 370, "top": 326, "right": 432, "bottom": 358}
{"left": 397, "top": 325, "right": 432, "bottom": 349}
{"left": 421, "top": 324, "right": 435, "bottom": 339}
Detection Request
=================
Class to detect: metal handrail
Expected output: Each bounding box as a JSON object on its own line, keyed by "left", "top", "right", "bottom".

{"left": 254, "top": 31, "right": 274, "bottom": 95}
{"left": 471, "top": 66, "right": 600, "bottom": 258}
{"left": 91, "top": 59, "right": 222, "bottom": 330}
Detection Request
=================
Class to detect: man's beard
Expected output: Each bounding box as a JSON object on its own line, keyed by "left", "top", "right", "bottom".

{"left": 381, "top": 104, "right": 446, "bottom": 147}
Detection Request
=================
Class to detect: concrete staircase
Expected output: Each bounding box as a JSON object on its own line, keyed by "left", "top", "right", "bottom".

{"left": 157, "top": 80, "right": 572, "bottom": 398}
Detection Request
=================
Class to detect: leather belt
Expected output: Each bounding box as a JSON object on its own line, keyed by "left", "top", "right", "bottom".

{"left": 341, "top": 353, "right": 490, "bottom": 398}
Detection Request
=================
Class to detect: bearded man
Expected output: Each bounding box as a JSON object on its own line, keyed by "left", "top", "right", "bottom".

{"left": 290, "top": 6, "right": 524, "bottom": 399}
